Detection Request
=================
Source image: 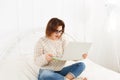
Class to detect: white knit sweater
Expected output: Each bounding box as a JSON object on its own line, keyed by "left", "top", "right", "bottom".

{"left": 34, "top": 36, "right": 67, "bottom": 71}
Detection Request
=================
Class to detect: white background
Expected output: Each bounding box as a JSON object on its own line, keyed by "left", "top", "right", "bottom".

{"left": 0, "top": 0, "right": 120, "bottom": 72}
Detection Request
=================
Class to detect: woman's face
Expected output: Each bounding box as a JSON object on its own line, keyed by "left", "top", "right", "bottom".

{"left": 50, "top": 26, "right": 63, "bottom": 40}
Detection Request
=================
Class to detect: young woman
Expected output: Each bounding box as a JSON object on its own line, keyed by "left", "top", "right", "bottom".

{"left": 34, "top": 18, "right": 87, "bottom": 80}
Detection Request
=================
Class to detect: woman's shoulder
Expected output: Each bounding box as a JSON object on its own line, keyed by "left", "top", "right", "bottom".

{"left": 36, "top": 36, "right": 47, "bottom": 43}
{"left": 35, "top": 36, "right": 48, "bottom": 48}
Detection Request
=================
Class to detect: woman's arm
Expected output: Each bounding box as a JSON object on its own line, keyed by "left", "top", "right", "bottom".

{"left": 34, "top": 39, "right": 48, "bottom": 67}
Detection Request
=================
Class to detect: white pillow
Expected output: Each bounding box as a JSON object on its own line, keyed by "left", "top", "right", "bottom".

{"left": 0, "top": 55, "right": 39, "bottom": 80}
{"left": 18, "top": 55, "right": 39, "bottom": 80}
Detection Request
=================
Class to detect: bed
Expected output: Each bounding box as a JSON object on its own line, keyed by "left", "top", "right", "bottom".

{"left": 0, "top": 28, "right": 120, "bottom": 80}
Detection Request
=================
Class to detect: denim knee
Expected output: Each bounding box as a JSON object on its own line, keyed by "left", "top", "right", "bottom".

{"left": 70, "top": 62, "right": 86, "bottom": 77}
{"left": 77, "top": 62, "right": 86, "bottom": 70}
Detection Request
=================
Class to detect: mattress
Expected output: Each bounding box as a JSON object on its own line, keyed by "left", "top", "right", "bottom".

{"left": 0, "top": 55, "right": 120, "bottom": 80}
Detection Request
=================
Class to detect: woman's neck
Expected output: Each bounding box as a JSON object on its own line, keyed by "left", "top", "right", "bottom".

{"left": 47, "top": 36, "right": 59, "bottom": 41}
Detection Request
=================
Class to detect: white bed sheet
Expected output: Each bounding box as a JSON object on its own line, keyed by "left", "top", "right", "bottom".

{"left": 0, "top": 29, "right": 120, "bottom": 80}
{"left": 0, "top": 55, "right": 120, "bottom": 80}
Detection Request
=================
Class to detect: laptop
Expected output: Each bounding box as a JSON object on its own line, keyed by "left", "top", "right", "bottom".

{"left": 53, "top": 42, "right": 92, "bottom": 61}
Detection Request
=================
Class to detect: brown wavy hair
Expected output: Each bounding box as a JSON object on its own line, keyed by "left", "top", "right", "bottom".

{"left": 45, "top": 18, "right": 65, "bottom": 37}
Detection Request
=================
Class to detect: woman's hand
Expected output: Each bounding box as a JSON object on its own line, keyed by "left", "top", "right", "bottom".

{"left": 73, "top": 53, "right": 88, "bottom": 61}
{"left": 82, "top": 53, "right": 88, "bottom": 59}
{"left": 45, "top": 53, "right": 53, "bottom": 62}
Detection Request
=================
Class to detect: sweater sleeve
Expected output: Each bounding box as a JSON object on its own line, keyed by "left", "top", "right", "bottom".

{"left": 34, "top": 38, "right": 48, "bottom": 67}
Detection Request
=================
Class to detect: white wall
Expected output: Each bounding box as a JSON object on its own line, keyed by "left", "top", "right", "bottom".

{"left": 85, "top": 0, "right": 120, "bottom": 72}
{"left": 0, "top": 0, "right": 120, "bottom": 72}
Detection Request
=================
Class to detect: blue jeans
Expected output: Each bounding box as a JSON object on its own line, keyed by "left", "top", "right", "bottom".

{"left": 38, "top": 62, "right": 85, "bottom": 80}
